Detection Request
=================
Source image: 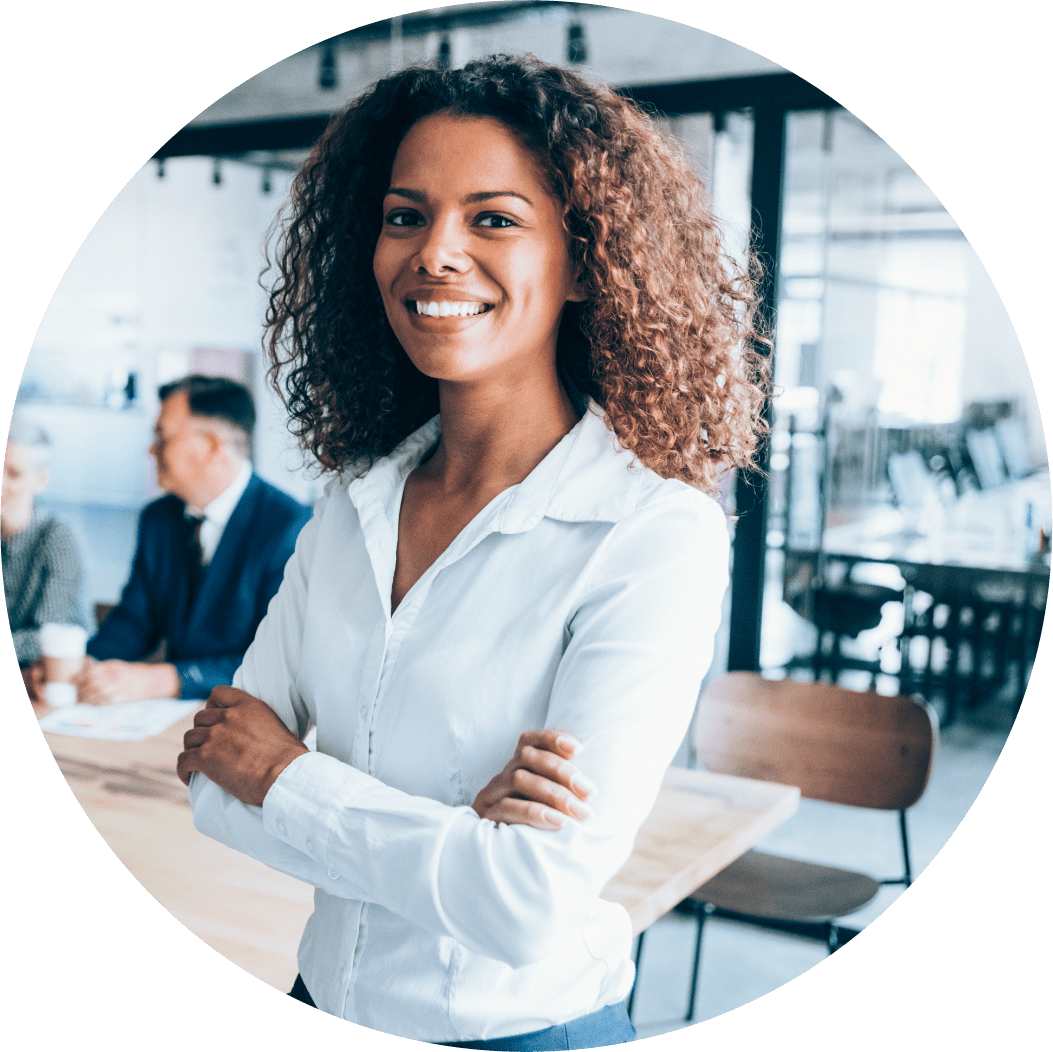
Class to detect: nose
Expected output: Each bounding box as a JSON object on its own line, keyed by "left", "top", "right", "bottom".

{"left": 414, "top": 214, "right": 469, "bottom": 276}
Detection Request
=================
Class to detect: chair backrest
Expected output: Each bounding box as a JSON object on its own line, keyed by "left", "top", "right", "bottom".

{"left": 695, "top": 673, "right": 939, "bottom": 811}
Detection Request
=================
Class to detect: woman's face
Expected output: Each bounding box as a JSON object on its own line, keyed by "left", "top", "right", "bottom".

{"left": 373, "top": 112, "right": 585, "bottom": 390}
{"left": 2, "top": 443, "right": 47, "bottom": 508}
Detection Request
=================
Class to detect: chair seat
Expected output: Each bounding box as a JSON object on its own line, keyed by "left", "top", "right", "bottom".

{"left": 688, "top": 849, "right": 882, "bottom": 922}
{"left": 813, "top": 583, "right": 902, "bottom": 638}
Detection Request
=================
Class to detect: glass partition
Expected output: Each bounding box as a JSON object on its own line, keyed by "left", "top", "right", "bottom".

{"left": 763, "top": 109, "right": 1048, "bottom": 715}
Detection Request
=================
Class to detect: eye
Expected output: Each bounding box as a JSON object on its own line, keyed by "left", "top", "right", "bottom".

{"left": 477, "top": 213, "right": 518, "bottom": 229}
{"left": 385, "top": 209, "right": 424, "bottom": 228}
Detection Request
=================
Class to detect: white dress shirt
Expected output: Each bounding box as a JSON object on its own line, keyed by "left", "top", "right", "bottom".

{"left": 189, "top": 402, "right": 730, "bottom": 1042}
{"left": 185, "top": 459, "right": 252, "bottom": 564}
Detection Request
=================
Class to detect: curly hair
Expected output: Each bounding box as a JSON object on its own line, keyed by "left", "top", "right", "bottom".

{"left": 265, "top": 53, "right": 770, "bottom": 494}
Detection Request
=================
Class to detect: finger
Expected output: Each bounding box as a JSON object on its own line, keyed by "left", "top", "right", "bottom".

{"left": 76, "top": 682, "right": 105, "bottom": 705}
{"left": 517, "top": 728, "right": 584, "bottom": 759}
{"left": 484, "top": 798, "right": 566, "bottom": 831}
{"left": 183, "top": 727, "right": 210, "bottom": 750}
{"left": 511, "top": 768, "right": 593, "bottom": 821}
{"left": 518, "top": 746, "right": 598, "bottom": 801}
{"left": 176, "top": 749, "right": 201, "bottom": 787}
{"left": 193, "top": 706, "right": 226, "bottom": 727}
{"left": 208, "top": 685, "right": 256, "bottom": 708}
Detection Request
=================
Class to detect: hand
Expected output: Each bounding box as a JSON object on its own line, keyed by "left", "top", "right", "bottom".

{"left": 22, "top": 662, "right": 44, "bottom": 703}
{"left": 472, "top": 729, "right": 597, "bottom": 831}
{"left": 71, "top": 657, "right": 181, "bottom": 705}
{"left": 176, "top": 685, "right": 308, "bottom": 807}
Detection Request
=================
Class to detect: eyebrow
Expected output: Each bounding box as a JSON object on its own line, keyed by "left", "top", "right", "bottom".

{"left": 385, "top": 187, "right": 534, "bottom": 207}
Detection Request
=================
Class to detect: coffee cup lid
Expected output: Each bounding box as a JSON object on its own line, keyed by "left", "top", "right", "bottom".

{"left": 39, "top": 623, "right": 88, "bottom": 658}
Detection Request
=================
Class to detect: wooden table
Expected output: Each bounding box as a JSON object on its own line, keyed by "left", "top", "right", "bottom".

{"left": 40, "top": 710, "right": 799, "bottom": 988}
{"left": 601, "top": 766, "right": 799, "bottom": 936}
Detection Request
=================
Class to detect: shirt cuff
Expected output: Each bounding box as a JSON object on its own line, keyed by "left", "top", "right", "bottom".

{"left": 261, "top": 751, "right": 375, "bottom": 872}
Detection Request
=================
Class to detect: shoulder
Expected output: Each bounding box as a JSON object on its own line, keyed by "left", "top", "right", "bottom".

{"left": 632, "top": 471, "right": 728, "bottom": 535}
{"left": 246, "top": 475, "right": 312, "bottom": 526}
{"left": 25, "top": 514, "right": 80, "bottom": 560}
{"left": 137, "top": 494, "right": 184, "bottom": 532}
{"left": 38, "top": 515, "right": 80, "bottom": 548}
{"left": 608, "top": 474, "right": 730, "bottom": 575}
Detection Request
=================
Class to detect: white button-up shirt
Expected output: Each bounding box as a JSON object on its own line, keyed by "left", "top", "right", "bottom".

{"left": 184, "top": 458, "right": 252, "bottom": 564}
{"left": 189, "top": 402, "right": 729, "bottom": 1042}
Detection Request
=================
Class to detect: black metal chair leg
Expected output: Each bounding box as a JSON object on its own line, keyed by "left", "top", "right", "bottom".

{"left": 685, "top": 902, "right": 711, "bottom": 1022}
{"left": 627, "top": 928, "right": 646, "bottom": 1021}
{"left": 898, "top": 809, "right": 913, "bottom": 886}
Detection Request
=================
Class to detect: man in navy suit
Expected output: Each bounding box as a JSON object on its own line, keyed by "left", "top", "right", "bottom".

{"left": 73, "top": 375, "right": 312, "bottom": 703}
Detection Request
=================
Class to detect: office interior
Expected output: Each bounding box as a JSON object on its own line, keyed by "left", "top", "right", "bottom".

{"left": 15, "top": 4, "right": 1047, "bottom": 1039}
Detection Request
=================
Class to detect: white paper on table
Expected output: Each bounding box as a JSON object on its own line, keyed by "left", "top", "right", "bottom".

{"left": 37, "top": 699, "right": 205, "bottom": 741}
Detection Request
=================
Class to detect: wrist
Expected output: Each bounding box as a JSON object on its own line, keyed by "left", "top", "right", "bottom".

{"left": 153, "top": 662, "right": 182, "bottom": 699}
{"left": 261, "top": 743, "right": 309, "bottom": 804}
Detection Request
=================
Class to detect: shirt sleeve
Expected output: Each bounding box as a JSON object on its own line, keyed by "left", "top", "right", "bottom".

{"left": 191, "top": 489, "right": 728, "bottom": 967}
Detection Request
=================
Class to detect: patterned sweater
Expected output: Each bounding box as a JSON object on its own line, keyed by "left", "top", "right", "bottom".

{"left": 2, "top": 508, "right": 89, "bottom": 664}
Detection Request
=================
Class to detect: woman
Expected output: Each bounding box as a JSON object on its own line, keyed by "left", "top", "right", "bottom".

{"left": 178, "top": 55, "right": 768, "bottom": 1048}
{"left": 2, "top": 413, "right": 89, "bottom": 683}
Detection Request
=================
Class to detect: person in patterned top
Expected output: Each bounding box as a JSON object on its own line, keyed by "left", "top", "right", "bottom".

{"left": 2, "top": 412, "right": 89, "bottom": 692}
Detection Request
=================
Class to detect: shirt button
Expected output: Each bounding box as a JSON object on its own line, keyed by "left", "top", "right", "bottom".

{"left": 359, "top": 706, "right": 367, "bottom": 719}
{"left": 328, "top": 868, "right": 340, "bottom": 880}
{"left": 276, "top": 820, "right": 286, "bottom": 835}
{"left": 305, "top": 837, "right": 313, "bottom": 852}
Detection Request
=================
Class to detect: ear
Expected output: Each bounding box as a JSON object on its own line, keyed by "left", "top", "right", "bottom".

{"left": 202, "top": 429, "right": 225, "bottom": 458}
{"left": 566, "top": 263, "right": 588, "bottom": 304}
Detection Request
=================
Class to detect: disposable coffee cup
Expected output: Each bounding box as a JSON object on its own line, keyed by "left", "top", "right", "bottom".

{"left": 44, "top": 682, "right": 78, "bottom": 708}
{"left": 39, "top": 622, "right": 88, "bottom": 707}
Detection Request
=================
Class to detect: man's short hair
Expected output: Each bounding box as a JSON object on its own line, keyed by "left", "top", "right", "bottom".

{"left": 7, "top": 411, "right": 53, "bottom": 466}
{"left": 158, "top": 375, "right": 256, "bottom": 439}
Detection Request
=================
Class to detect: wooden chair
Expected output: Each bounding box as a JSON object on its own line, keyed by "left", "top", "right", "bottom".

{"left": 676, "top": 672, "right": 938, "bottom": 1021}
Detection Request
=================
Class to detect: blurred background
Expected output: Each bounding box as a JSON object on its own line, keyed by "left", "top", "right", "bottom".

{"left": 14, "top": 2, "right": 1048, "bottom": 1036}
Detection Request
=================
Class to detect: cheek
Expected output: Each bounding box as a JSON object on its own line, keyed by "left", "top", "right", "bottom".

{"left": 373, "top": 242, "right": 398, "bottom": 299}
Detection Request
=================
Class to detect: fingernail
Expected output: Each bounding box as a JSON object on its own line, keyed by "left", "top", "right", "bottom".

{"left": 567, "top": 798, "right": 593, "bottom": 822}
{"left": 545, "top": 812, "right": 565, "bottom": 829}
{"left": 556, "top": 734, "right": 584, "bottom": 756}
{"left": 571, "top": 772, "right": 598, "bottom": 799}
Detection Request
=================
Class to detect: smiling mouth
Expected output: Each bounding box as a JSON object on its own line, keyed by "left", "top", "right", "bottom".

{"left": 408, "top": 300, "right": 493, "bottom": 318}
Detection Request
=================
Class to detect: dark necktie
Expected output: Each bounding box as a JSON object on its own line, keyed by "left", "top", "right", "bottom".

{"left": 185, "top": 513, "right": 205, "bottom": 613}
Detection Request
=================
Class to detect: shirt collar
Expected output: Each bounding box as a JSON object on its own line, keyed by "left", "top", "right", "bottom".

{"left": 186, "top": 459, "right": 252, "bottom": 527}
{"left": 346, "top": 400, "right": 645, "bottom": 534}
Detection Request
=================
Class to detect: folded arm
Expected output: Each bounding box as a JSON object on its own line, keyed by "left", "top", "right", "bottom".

{"left": 186, "top": 493, "right": 728, "bottom": 966}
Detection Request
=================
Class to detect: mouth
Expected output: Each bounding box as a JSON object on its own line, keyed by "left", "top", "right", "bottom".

{"left": 407, "top": 300, "right": 493, "bottom": 318}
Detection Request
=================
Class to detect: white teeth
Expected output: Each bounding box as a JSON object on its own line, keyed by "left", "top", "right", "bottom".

{"left": 414, "top": 301, "right": 487, "bottom": 317}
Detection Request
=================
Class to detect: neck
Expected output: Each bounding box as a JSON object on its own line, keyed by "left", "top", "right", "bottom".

{"left": 0, "top": 498, "right": 33, "bottom": 540}
{"left": 183, "top": 457, "right": 245, "bottom": 509}
{"left": 426, "top": 367, "right": 580, "bottom": 494}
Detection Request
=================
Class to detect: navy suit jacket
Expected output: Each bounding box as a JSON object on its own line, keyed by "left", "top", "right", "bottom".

{"left": 88, "top": 474, "right": 312, "bottom": 699}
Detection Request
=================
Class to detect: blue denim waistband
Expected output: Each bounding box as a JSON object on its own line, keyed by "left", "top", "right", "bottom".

{"left": 288, "top": 975, "right": 635, "bottom": 1050}
{"left": 439, "top": 1001, "right": 637, "bottom": 1050}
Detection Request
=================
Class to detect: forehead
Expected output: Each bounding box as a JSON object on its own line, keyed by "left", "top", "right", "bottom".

{"left": 155, "top": 390, "right": 191, "bottom": 430}
{"left": 390, "top": 113, "right": 551, "bottom": 196}
{"left": 5, "top": 442, "right": 37, "bottom": 469}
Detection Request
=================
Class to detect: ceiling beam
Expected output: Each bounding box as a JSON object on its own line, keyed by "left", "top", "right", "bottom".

{"left": 154, "top": 71, "right": 837, "bottom": 159}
